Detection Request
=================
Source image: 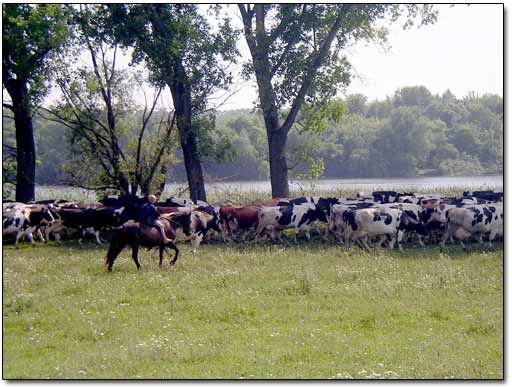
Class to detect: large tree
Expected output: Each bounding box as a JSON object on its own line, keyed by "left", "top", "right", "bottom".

{"left": 238, "top": 4, "right": 437, "bottom": 197}
{"left": 106, "top": 4, "right": 238, "bottom": 201}
{"left": 2, "top": 4, "right": 71, "bottom": 201}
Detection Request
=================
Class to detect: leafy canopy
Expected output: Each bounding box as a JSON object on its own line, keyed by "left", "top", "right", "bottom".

{"left": 3, "top": 4, "right": 72, "bottom": 105}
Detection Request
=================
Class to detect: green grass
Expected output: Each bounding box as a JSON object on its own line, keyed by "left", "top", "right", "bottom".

{"left": 3, "top": 239, "right": 503, "bottom": 379}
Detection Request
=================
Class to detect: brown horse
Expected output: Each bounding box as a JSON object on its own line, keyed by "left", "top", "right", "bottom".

{"left": 104, "top": 211, "right": 192, "bottom": 272}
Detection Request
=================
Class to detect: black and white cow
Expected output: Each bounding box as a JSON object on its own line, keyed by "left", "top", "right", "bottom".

{"left": 341, "top": 207, "right": 404, "bottom": 250}
{"left": 377, "top": 203, "right": 446, "bottom": 246}
{"left": 165, "top": 197, "right": 209, "bottom": 208}
{"left": 3, "top": 205, "right": 59, "bottom": 246}
{"left": 255, "top": 202, "right": 326, "bottom": 242}
{"left": 440, "top": 204, "right": 503, "bottom": 249}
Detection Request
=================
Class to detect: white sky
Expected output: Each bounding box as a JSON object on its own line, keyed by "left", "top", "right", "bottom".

{"left": 214, "top": 3, "right": 503, "bottom": 110}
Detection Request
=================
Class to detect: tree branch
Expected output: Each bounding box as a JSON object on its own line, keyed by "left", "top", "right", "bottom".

{"left": 279, "top": 6, "right": 348, "bottom": 135}
{"left": 142, "top": 110, "right": 176, "bottom": 191}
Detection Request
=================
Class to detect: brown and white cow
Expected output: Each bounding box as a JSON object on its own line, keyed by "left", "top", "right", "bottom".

{"left": 219, "top": 205, "right": 260, "bottom": 242}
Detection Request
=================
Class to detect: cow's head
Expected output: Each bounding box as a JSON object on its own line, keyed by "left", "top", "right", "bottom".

{"left": 420, "top": 206, "right": 446, "bottom": 224}
{"left": 112, "top": 206, "right": 125, "bottom": 225}
{"left": 168, "top": 210, "right": 193, "bottom": 236}
{"left": 42, "top": 207, "right": 60, "bottom": 225}
{"left": 316, "top": 197, "right": 339, "bottom": 221}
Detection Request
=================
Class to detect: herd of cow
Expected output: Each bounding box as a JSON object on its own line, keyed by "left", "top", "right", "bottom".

{"left": 3, "top": 189, "right": 504, "bottom": 269}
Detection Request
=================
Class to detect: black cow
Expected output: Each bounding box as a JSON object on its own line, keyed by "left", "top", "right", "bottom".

{"left": 463, "top": 190, "right": 503, "bottom": 202}
{"left": 54, "top": 207, "right": 124, "bottom": 244}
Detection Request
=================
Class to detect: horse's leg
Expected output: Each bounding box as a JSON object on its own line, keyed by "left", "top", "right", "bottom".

{"left": 131, "top": 240, "right": 142, "bottom": 271}
{"left": 105, "top": 236, "right": 127, "bottom": 272}
{"left": 165, "top": 242, "right": 180, "bottom": 266}
{"left": 159, "top": 244, "right": 165, "bottom": 267}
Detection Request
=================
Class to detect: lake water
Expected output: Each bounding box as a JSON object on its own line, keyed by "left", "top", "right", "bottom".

{"left": 36, "top": 175, "right": 503, "bottom": 201}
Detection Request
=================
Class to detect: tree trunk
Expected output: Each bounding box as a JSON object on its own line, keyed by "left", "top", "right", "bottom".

{"left": 247, "top": 4, "right": 291, "bottom": 198}
{"left": 180, "top": 137, "right": 206, "bottom": 202}
{"left": 268, "top": 129, "right": 289, "bottom": 198}
{"left": 168, "top": 63, "right": 207, "bottom": 202}
{"left": 240, "top": 4, "right": 346, "bottom": 199}
{"left": 5, "top": 78, "right": 36, "bottom": 202}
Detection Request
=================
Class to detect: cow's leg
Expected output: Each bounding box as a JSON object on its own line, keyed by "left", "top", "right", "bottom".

{"left": 44, "top": 226, "right": 52, "bottom": 244}
{"left": 14, "top": 230, "right": 24, "bottom": 248}
{"left": 346, "top": 236, "right": 352, "bottom": 249}
{"left": 488, "top": 230, "right": 498, "bottom": 247}
{"left": 324, "top": 223, "right": 331, "bottom": 241}
{"left": 294, "top": 227, "right": 299, "bottom": 243}
{"left": 417, "top": 234, "right": 425, "bottom": 247}
{"left": 376, "top": 235, "right": 387, "bottom": 248}
{"left": 35, "top": 228, "right": 45, "bottom": 243}
{"left": 439, "top": 225, "right": 454, "bottom": 249}
{"left": 77, "top": 227, "right": 85, "bottom": 244}
{"left": 252, "top": 225, "right": 264, "bottom": 243}
{"left": 360, "top": 236, "right": 371, "bottom": 251}
{"left": 304, "top": 225, "right": 311, "bottom": 241}
{"left": 25, "top": 230, "right": 35, "bottom": 244}
{"left": 94, "top": 229, "right": 103, "bottom": 245}
{"left": 336, "top": 230, "right": 345, "bottom": 245}
{"left": 388, "top": 234, "right": 397, "bottom": 249}
{"left": 191, "top": 233, "right": 203, "bottom": 254}
{"left": 277, "top": 229, "right": 285, "bottom": 244}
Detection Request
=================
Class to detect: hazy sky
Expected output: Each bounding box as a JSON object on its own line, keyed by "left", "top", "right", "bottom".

{"left": 216, "top": 3, "right": 503, "bottom": 110}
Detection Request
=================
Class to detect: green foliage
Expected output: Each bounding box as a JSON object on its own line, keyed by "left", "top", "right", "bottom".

{"left": 296, "top": 99, "right": 346, "bottom": 135}
{"left": 108, "top": 4, "right": 238, "bottom": 116}
{"left": 3, "top": 4, "right": 72, "bottom": 106}
{"left": 2, "top": 161, "right": 17, "bottom": 200}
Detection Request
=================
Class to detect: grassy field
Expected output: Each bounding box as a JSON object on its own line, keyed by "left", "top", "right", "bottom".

{"left": 2, "top": 237, "right": 503, "bottom": 379}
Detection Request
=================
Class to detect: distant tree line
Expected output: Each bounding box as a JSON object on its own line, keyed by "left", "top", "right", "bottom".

{"left": 2, "top": 85, "right": 502, "bottom": 198}
{"left": 191, "top": 86, "right": 503, "bottom": 180}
